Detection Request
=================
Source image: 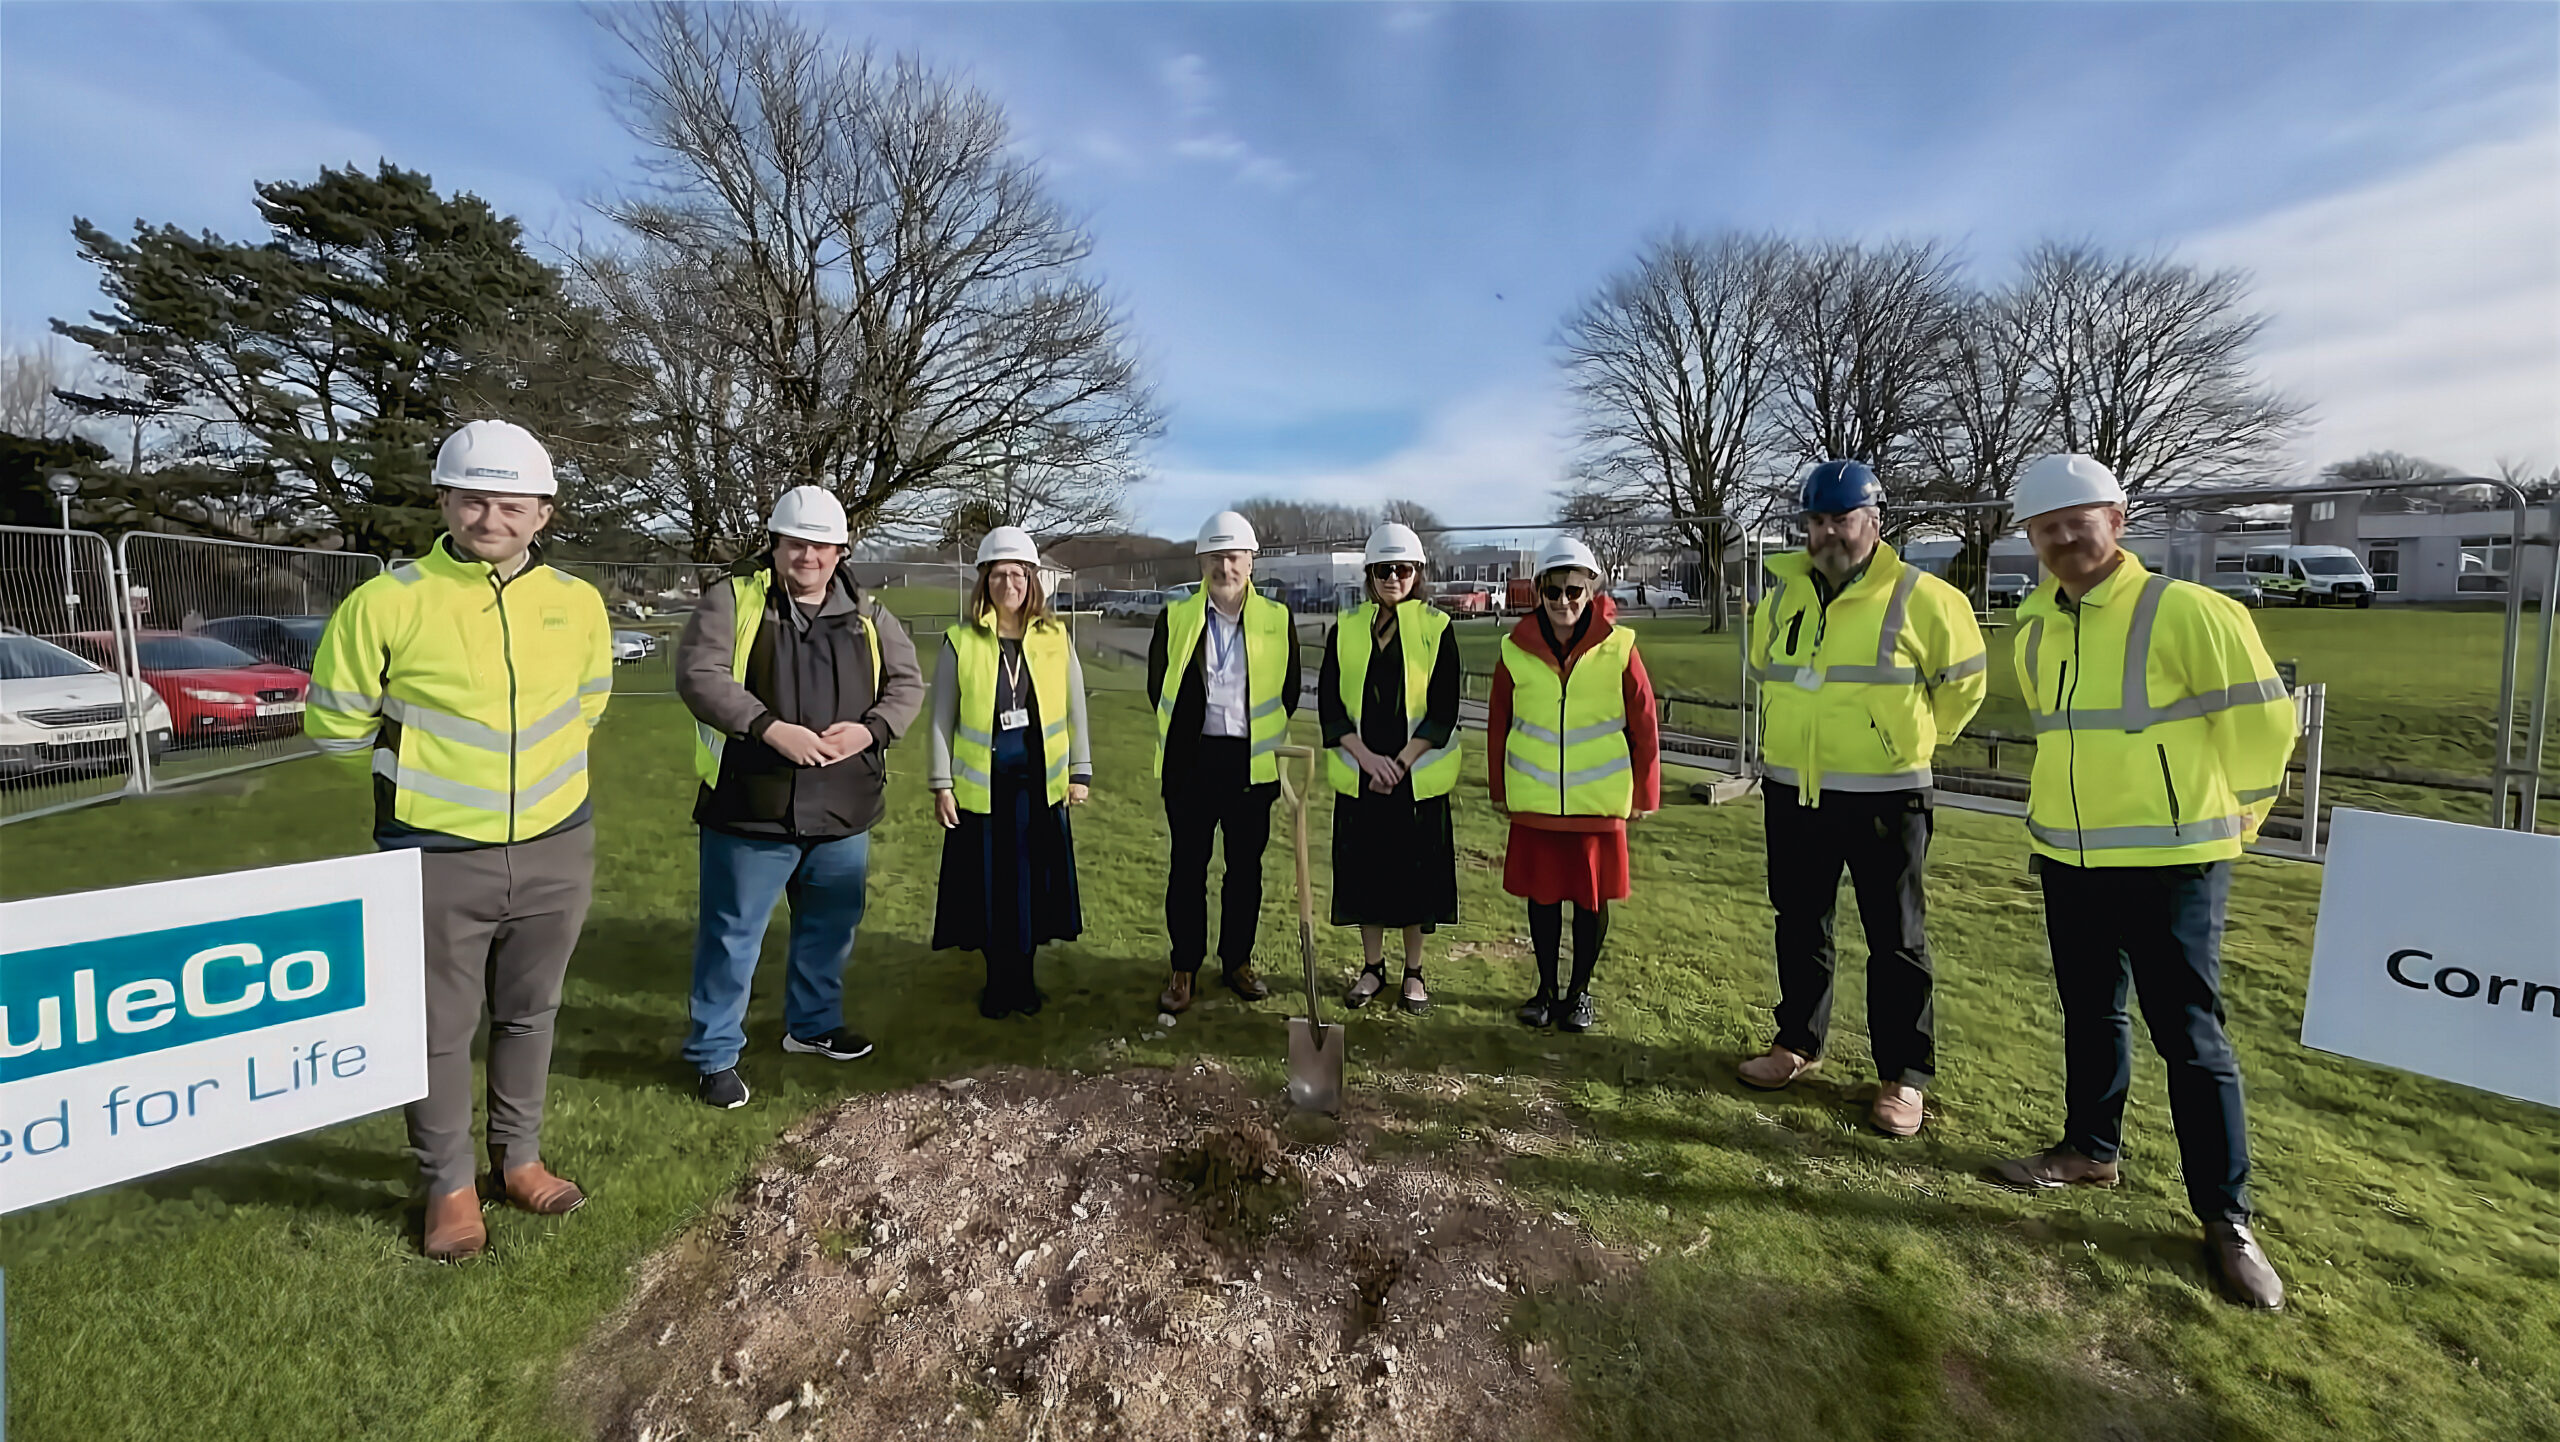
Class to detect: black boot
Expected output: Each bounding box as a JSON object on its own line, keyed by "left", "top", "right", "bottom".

{"left": 1517, "top": 987, "right": 1558, "bottom": 1028}
{"left": 1557, "top": 990, "right": 1597, "bottom": 1032}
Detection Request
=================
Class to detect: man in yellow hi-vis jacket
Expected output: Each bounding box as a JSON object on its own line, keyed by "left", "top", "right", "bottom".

{"left": 1986, "top": 453, "right": 2295, "bottom": 1311}
{"left": 305, "top": 420, "right": 612, "bottom": 1260}
{"left": 1739, "top": 462, "right": 1987, "bottom": 1139}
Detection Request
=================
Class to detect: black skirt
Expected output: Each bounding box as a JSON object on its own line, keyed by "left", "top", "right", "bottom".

{"left": 931, "top": 726, "right": 1083, "bottom": 956}
{"left": 1328, "top": 786, "right": 1459, "bottom": 929}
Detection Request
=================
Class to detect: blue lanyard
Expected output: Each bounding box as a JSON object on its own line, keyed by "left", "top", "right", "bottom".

{"left": 1207, "top": 608, "right": 1241, "bottom": 675}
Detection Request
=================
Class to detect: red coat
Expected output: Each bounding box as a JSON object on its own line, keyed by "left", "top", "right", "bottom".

{"left": 1487, "top": 598, "right": 1663, "bottom": 906}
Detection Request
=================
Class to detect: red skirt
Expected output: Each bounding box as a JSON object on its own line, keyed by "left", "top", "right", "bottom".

{"left": 1502, "top": 821, "right": 1631, "bottom": 908}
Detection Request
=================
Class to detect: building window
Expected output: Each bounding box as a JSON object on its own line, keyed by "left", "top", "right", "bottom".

{"left": 2366, "top": 543, "right": 2401, "bottom": 594}
{"left": 2459, "top": 536, "right": 2512, "bottom": 593}
{"left": 2214, "top": 553, "right": 2246, "bottom": 574}
{"left": 2311, "top": 500, "right": 2336, "bottom": 522}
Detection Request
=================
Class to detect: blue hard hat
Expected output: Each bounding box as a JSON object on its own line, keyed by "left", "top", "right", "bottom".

{"left": 1797, "top": 460, "right": 1885, "bottom": 516}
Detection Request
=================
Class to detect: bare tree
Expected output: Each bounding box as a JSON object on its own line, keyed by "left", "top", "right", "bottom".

{"left": 1559, "top": 231, "right": 1793, "bottom": 629}
{"left": 1554, "top": 478, "right": 1661, "bottom": 581}
{"left": 597, "top": 3, "right": 1157, "bottom": 550}
{"left": 2017, "top": 240, "right": 2306, "bottom": 510}
{"left": 1907, "top": 285, "right": 2054, "bottom": 593}
{"left": 1377, "top": 499, "right": 1443, "bottom": 536}
{"left": 0, "top": 341, "right": 87, "bottom": 440}
{"left": 1769, "top": 237, "right": 1964, "bottom": 498}
{"left": 1230, "top": 496, "right": 1372, "bottom": 548}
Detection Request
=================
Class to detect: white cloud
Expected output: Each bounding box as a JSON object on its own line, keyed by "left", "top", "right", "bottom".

{"left": 1156, "top": 52, "right": 1303, "bottom": 192}
{"left": 1138, "top": 384, "right": 1577, "bottom": 537}
{"left": 2187, "top": 123, "right": 2559, "bottom": 478}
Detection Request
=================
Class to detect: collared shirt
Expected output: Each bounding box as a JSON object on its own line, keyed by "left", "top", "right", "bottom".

{"left": 1200, "top": 598, "right": 1249, "bottom": 738}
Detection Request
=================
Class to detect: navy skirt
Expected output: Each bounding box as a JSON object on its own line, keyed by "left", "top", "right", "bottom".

{"left": 931, "top": 724, "right": 1083, "bottom": 956}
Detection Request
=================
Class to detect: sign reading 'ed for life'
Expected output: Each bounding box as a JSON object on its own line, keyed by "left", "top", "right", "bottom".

{"left": 2303, "top": 808, "right": 2560, "bottom": 1109}
{"left": 1, "top": 850, "right": 425, "bottom": 1213}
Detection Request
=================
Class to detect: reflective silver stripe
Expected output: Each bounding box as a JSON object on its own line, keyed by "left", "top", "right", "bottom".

{"left": 389, "top": 563, "right": 426, "bottom": 587}
{"left": 312, "top": 734, "right": 374, "bottom": 754}
{"left": 305, "top": 684, "right": 380, "bottom": 715}
{"left": 1760, "top": 763, "right": 1932, "bottom": 792}
{"left": 1043, "top": 718, "right": 1071, "bottom": 739}
{"left": 2022, "top": 617, "right": 2046, "bottom": 712}
{"left": 1044, "top": 754, "right": 1069, "bottom": 781}
{"left": 374, "top": 750, "right": 508, "bottom": 812}
{"left": 517, "top": 751, "right": 590, "bottom": 810}
{"left": 1335, "top": 746, "right": 1360, "bottom": 775}
{"left": 1248, "top": 695, "right": 1284, "bottom": 720}
{"left": 2118, "top": 575, "right": 2174, "bottom": 725}
{"left": 2028, "top": 814, "right": 2247, "bottom": 851}
{"left": 1561, "top": 717, "right": 1626, "bottom": 745}
{"left": 698, "top": 721, "right": 725, "bottom": 756}
{"left": 1758, "top": 663, "right": 1810, "bottom": 686}
{"left": 1561, "top": 754, "right": 1634, "bottom": 787}
{"left": 517, "top": 695, "right": 586, "bottom": 749}
{"left": 2234, "top": 783, "right": 2281, "bottom": 804}
{"left": 954, "top": 760, "right": 993, "bottom": 790}
{"left": 1250, "top": 733, "right": 1283, "bottom": 757}
{"left": 1932, "top": 653, "right": 1987, "bottom": 683}
{"left": 1411, "top": 744, "right": 1455, "bottom": 773}
{"left": 1874, "top": 566, "right": 1921, "bottom": 670}
{"left": 958, "top": 723, "right": 994, "bottom": 747}
{"left": 383, "top": 696, "right": 509, "bottom": 752}
{"left": 579, "top": 675, "right": 612, "bottom": 696}
{"left": 1816, "top": 664, "right": 1920, "bottom": 685}
{"left": 1511, "top": 717, "right": 1562, "bottom": 746}
{"left": 2029, "top": 678, "right": 2290, "bottom": 734}
{"left": 1506, "top": 754, "right": 1563, "bottom": 788}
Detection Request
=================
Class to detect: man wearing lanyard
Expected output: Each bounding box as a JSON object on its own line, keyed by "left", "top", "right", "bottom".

{"left": 1148, "top": 510, "right": 1298, "bottom": 1014}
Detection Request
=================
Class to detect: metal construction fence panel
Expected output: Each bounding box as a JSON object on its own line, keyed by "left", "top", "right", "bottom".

{"left": 0, "top": 526, "right": 153, "bottom": 824}
{"left": 116, "top": 533, "right": 386, "bottom": 790}
{"left": 556, "top": 559, "right": 727, "bottom": 697}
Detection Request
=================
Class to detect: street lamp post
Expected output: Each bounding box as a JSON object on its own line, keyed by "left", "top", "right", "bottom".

{"left": 44, "top": 471, "right": 80, "bottom": 628}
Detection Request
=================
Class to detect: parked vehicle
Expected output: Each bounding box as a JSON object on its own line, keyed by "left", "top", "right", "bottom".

{"left": 198, "top": 614, "right": 332, "bottom": 670}
{"left": 1432, "top": 581, "right": 1503, "bottom": 616}
{"left": 1986, "top": 573, "right": 2035, "bottom": 607}
{"left": 611, "top": 629, "right": 659, "bottom": 664}
{"left": 0, "top": 629, "right": 174, "bottom": 783}
{"left": 50, "top": 631, "right": 310, "bottom": 745}
{"left": 2244, "top": 545, "right": 2376, "bottom": 608}
{"left": 1609, "top": 580, "right": 1689, "bottom": 607}
{"left": 2208, "top": 576, "right": 2266, "bottom": 608}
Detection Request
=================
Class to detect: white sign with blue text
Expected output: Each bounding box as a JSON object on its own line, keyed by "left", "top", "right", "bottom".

{"left": 1, "top": 849, "right": 425, "bottom": 1212}
{"left": 2302, "top": 808, "right": 2560, "bottom": 1108}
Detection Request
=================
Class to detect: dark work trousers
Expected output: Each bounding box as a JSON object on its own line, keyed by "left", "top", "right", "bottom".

{"left": 1164, "top": 735, "right": 1278, "bottom": 974}
{"left": 2040, "top": 858, "right": 2253, "bottom": 1225}
{"left": 411, "top": 824, "right": 595, "bottom": 1196}
{"left": 1763, "top": 780, "right": 1937, "bottom": 1088}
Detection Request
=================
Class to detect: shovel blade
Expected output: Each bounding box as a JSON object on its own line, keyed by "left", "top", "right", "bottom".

{"left": 1286, "top": 1017, "right": 1345, "bottom": 1115}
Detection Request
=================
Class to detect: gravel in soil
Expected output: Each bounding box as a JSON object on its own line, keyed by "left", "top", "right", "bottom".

{"left": 566, "top": 1062, "right": 1624, "bottom": 1441}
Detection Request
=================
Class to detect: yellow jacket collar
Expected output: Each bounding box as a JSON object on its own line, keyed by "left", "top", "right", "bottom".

{"left": 1766, "top": 541, "right": 1903, "bottom": 596}
{"left": 422, "top": 533, "right": 545, "bottom": 583}
{"left": 2025, "top": 550, "right": 2148, "bottom": 618}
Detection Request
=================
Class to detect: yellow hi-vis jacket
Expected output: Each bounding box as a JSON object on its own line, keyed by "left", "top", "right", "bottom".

{"left": 690, "top": 568, "right": 881, "bottom": 786}
{"left": 1326, "top": 600, "right": 1460, "bottom": 799}
{"left": 305, "top": 537, "right": 612, "bottom": 846}
{"left": 1499, "top": 627, "right": 1639, "bottom": 817}
{"left": 945, "top": 617, "right": 1074, "bottom": 812}
{"left": 1750, "top": 543, "right": 1988, "bottom": 804}
{"left": 1154, "top": 588, "right": 1293, "bottom": 784}
{"left": 2014, "top": 553, "right": 2297, "bottom": 867}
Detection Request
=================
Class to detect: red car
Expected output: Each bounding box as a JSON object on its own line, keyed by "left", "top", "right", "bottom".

{"left": 51, "top": 631, "right": 311, "bottom": 745}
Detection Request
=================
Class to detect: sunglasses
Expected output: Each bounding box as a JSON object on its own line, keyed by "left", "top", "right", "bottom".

{"left": 1541, "top": 583, "right": 1589, "bottom": 601}
{"left": 1370, "top": 563, "right": 1418, "bottom": 580}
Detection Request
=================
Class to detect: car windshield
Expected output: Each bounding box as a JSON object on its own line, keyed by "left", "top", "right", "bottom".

{"left": 137, "top": 635, "right": 262, "bottom": 670}
{"left": 0, "top": 635, "right": 106, "bottom": 680}
{"left": 2301, "top": 556, "right": 2363, "bottom": 576}
{"left": 1992, "top": 575, "right": 2030, "bottom": 585}
{"left": 277, "top": 617, "right": 329, "bottom": 639}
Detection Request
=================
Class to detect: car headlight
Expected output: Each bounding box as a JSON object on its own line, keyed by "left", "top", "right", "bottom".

{"left": 183, "top": 688, "right": 248, "bottom": 703}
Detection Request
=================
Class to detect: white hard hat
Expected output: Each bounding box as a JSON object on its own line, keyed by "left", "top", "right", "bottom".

{"left": 976, "top": 525, "right": 1040, "bottom": 568}
{"left": 432, "top": 420, "right": 556, "bottom": 497}
{"left": 767, "top": 486, "right": 850, "bottom": 545}
{"left": 1195, "top": 510, "right": 1260, "bottom": 555}
{"left": 1534, "top": 536, "right": 1603, "bottom": 581}
{"left": 1364, "top": 523, "right": 1427, "bottom": 569}
{"left": 2013, "top": 454, "right": 2127, "bottom": 523}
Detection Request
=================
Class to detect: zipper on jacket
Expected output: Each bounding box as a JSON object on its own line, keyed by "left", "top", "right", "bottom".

{"left": 2062, "top": 635, "right": 2085, "bottom": 865}
{"left": 494, "top": 570, "right": 521, "bottom": 844}
{"left": 2156, "top": 743, "right": 2182, "bottom": 835}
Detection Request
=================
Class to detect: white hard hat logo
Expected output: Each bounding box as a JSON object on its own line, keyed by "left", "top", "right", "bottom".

{"left": 433, "top": 420, "right": 557, "bottom": 497}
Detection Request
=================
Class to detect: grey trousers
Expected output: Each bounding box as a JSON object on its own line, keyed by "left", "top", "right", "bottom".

{"left": 408, "top": 824, "right": 595, "bottom": 1196}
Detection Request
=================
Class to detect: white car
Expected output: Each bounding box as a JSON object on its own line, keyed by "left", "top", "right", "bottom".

{"left": 0, "top": 630, "right": 174, "bottom": 783}
{"left": 1609, "top": 581, "right": 1689, "bottom": 606}
{"left": 612, "top": 630, "right": 660, "bottom": 664}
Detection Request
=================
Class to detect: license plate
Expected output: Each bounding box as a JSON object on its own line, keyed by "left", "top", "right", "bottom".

{"left": 256, "top": 701, "right": 305, "bottom": 717}
{"left": 48, "top": 725, "right": 123, "bottom": 745}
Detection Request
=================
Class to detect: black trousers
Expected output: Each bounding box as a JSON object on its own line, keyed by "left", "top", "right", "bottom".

{"left": 2040, "top": 858, "right": 2253, "bottom": 1225}
{"left": 1763, "top": 780, "right": 1937, "bottom": 1087}
{"left": 1164, "top": 736, "right": 1277, "bottom": 974}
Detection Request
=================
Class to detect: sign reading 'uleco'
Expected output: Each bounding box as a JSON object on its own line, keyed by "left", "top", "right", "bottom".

{"left": 1, "top": 851, "right": 426, "bottom": 1212}
{"left": 2302, "top": 808, "right": 2560, "bottom": 1108}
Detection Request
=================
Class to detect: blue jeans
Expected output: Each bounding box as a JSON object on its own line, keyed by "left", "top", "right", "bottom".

{"left": 684, "top": 828, "right": 872, "bottom": 1073}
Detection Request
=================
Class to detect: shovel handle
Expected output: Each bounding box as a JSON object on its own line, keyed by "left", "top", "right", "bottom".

{"left": 1272, "top": 744, "right": 1324, "bottom": 1023}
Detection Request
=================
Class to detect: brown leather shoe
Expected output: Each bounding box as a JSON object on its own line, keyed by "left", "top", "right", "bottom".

{"left": 1737, "top": 1044, "right": 1820, "bottom": 1091}
{"left": 1986, "top": 1144, "right": 2120, "bottom": 1191}
{"left": 2207, "top": 1220, "right": 2285, "bottom": 1310}
{"left": 1158, "top": 970, "right": 1195, "bottom": 1014}
{"left": 422, "top": 1187, "right": 488, "bottom": 1260}
{"left": 1221, "top": 964, "right": 1271, "bottom": 1001}
{"left": 491, "top": 1151, "right": 586, "bottom": 1215}
{"left": 1870, "top": 1083, "right": 1925, "bottom": 1137}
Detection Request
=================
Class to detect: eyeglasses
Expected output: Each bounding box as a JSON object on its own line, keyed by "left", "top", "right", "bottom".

{"left": 1541, "top": 584, "right": 1588, "bottom": 601}
{"left": 1371, "top": 563, "right": 1418, "bottom": 580}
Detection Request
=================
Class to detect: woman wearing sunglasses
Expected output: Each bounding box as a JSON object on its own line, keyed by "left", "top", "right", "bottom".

{"left": 1322, "top": 523, "right": 1464, "bottom": 1012}
{"left": 1488, "top": 536, "right": 1662, "bottom": 1031}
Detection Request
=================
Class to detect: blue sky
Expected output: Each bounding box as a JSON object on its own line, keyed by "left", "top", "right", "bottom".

{"left": 4, "top": 2, "right": 2553, "bottom": 537}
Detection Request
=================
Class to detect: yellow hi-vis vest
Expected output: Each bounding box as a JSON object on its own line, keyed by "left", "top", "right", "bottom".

{"left": 1750, "top": 543, "right": 1989, "bottom": 804}
{"left": 1154, "top": 588, "right": 1293, "bottom": 783}
{"left": 1327, "top": 601, "right": 1460, "bottom": 799}
{"left": 945, "top": 617, "right": 1073, "bottom": 812}
{"left": 1499, "top": 627, "right": 1639, "bottom": 818}
{"left": 305, "top": 536, "right": 612, "bottom": 845}
{"left": 2014, "top": 553, "right": 2298, "bottom": 867}
{"left": 691, "top": 568, "right": 883, "bottom": 786}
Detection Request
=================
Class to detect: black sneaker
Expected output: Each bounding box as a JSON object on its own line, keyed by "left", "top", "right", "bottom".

{"left": 697, "top": 1067, "right": 750, "bottom": 1109}
{"left": 1557, "top": 991, "right": 1597, "bottom": 1032}
{"left": 782, "top": 1028, "right": 875, "bottom": 1061}
{"left": 1517, "top": 989, "right": 1557, "bottom": 1028}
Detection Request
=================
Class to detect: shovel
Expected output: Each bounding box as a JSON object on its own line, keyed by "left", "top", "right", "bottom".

{"left": 1274, "top": 744, "right": 1344, "bottom": 1115}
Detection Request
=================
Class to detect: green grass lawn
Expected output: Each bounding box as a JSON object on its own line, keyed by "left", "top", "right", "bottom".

{"left": 2, "top": 689, "right": 2553, "bottom": 1441}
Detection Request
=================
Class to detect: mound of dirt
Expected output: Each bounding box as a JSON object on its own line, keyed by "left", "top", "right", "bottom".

{"left": 567, "top": 1063, "right": 1623, "bottom": 1441}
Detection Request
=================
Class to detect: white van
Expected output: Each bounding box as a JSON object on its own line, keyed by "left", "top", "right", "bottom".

{"left": 2242, "top": 545, "right": 2376, "bottom": 608}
